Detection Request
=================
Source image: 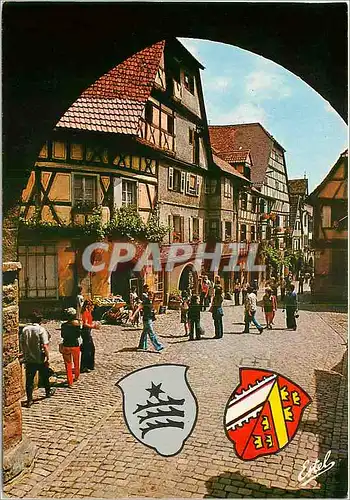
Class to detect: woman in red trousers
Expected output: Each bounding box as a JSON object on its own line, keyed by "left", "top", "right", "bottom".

{"left": 60, "top": 308, "right": 82, "bottom": 388}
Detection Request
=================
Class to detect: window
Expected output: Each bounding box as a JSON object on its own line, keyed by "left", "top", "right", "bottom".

{"left": 244, "top": 165, "right": 251, "bottom": 180}
{"left": 145, "top": 101, "right": 153, "bottom": 124}
{"left": 18, "top": 245, "right": 58, "bottom": 299}
{"left": 74, "top": 175, "right": 97, "bottom": 204}
{"left": 192, "top": 217, "right": 200, "bottom": 241}
{"left": 189, "top": 129, "right": 194, "bottom": 145}
{"left": 224, "top": 178, "right": 232, "bottom": 198}
{"left": 321, "top": 205, "right": 331, "bottom": 227}
{"left": 251, "top": 226, "right": 256, "bottom": 241}
{"left": 184, "top": 72, "right": 195, "bottom": 94}
{"left": 154, "top": 271, "right": 164, "bottom": 292}
{"left": 186, "top": 173, "right": 200, "bottom": 196}
{"left": 167, "top": 115, "right": 174, "bottom": 135}
{"left": 260, "top": 199, "right": 266, "bottom": 213}
{"left": 240, "top": 224, "right": 247, "bottom": 242}
{"left": 241, "top": 193, "right": 248, "bottom": 210}
{"left": 224, "top": 221, "right": 232, "bottom": 241}
{"left": 205, "top": 178, "right": 217, "bottom": 195}
{"left": 122, "top": 180, "right": 137, "bottom": 206}
{"left": 189, "top": 130, "right": 200, "bottom": 165}
{"left": 251, "top": 196, "right": 257, "bottom": 213}
{"left": 173, "top": 216, "right": 184, "bottom": 242}
{"left": 208, "top": 219, "right": 220, "bottom": 239}
{"left": 168, "top": 168, "right": 185, "bottom": 193}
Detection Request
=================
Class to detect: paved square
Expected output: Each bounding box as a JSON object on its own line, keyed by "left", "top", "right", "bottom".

{"left": 4, "top": 292, "right": 347, "bottom": 498}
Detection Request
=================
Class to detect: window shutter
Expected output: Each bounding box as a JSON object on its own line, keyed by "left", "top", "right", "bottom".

{"left": 168, "top": 167, "right": 174, "bottom": 190}
{"left": 180, "top": 171, "right": 186, "bottom": 193}
{"left": 180, "top": 216, "right": 185, "bottom": 243}
{"left": 113, "top": 177, "right": 122, "bottom": 208}
{"left": 168, "top": 214, "right": 172, "bottom": 243}
{"left": 195, "top": 176, "right": 201, "bottom": 196}
{"left": 186, "top": 172, "right": 190, "bottom": 194}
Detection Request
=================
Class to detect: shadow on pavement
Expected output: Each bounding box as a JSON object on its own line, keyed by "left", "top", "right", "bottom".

{"left": 294, "top": 292, "right": 347, "bottom": 314}
{"left": 205, "top": 350, "right": 348, "bottom": 498}
{"left": 204, "top": 470, "right": 328, "bottom": 498}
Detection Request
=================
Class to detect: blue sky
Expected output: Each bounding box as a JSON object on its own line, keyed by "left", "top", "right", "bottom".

{"left": 179, "top": 38, "right": 348, "bottom": 192}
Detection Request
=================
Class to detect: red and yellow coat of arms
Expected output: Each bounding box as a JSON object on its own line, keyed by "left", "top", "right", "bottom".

{"left": 224, "top": 368, "right": 311, "bottom": 460}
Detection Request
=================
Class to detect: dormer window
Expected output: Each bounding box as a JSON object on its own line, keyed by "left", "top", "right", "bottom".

{"left": 184, "top": 72, "right": 195, "bottom": 94}
{"left": 145, "top": 101, "right": 153, "bottom": 124}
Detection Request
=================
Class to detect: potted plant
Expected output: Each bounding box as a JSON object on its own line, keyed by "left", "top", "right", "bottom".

{"left": 168, "top": 288, "right": 182, "bottom": 310}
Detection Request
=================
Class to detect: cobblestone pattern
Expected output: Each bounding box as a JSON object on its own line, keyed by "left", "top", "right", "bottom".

{"left": 4, "top": 290, "right": 347, "bottom": 498}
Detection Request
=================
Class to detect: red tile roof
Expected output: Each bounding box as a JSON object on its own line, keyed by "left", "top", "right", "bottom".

{"left": 212, "top": 153, "right": 250, "bottom": 182}
{"left": 57, "top": 41, "right": 165, "bottom": 135}
{"left": 209, "top": 123, "right": 285, "bottom": 185}
{"left": 224, "top": 149, "right": 250, "bottom": 163}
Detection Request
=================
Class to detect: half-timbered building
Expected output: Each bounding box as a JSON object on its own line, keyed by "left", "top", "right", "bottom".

{"left": 288, "top": 178, "right": 314, "bottom": 273}
{"left": 209, "top": 123, "right": 291, "bottom": 253}
{"left": 308, "top": 149, "right": 348, "bottom": 302}
{"left": 18, "top": 39, "right": 213, "bottom": 310}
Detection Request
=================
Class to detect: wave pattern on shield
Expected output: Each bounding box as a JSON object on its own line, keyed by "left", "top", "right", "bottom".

{"left": 117, "top": 364, "right": 198, "bottom": 456}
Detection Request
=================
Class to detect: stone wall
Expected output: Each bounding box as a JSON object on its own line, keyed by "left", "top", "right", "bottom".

{"left": 3, "top": 208, "right": 36, "bottom": 482}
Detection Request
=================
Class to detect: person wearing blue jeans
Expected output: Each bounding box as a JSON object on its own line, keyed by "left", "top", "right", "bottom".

{"left": 211, "top": 285, "right": 224, "bottom": 339}
{"left": 243, "top": 286, "right": 264, "bottom": 334}
{"left": 131, "top": 285, "right": 164, "bottom": 352}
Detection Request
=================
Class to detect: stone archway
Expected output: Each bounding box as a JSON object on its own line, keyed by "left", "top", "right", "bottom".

{"left": 178, "top": 264, "right": 198, "bottom": 295}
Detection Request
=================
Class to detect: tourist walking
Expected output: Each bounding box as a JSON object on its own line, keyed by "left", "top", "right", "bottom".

{"left": 188, "top": 295, "right": 202, "bottom": 341}
{"left": 283, "top": 284, "right": 299, "bottom": 330}
{"left": 241, "top": 280, "right": 248, "bottom": 305}
{"left": 233, "top": 279, "right": 241, "bottom": 306}
{"left": 20, "top": 311, "right": 55, "bottom": 408}
{"left": 243, "top": 286, "right": 264, "bottom": 334}
{"left": 262, "top": 287, "right": 277, "bottom": 329}
{"left": 252, "top": 278, "right": 259, "bottom": 296}
{"left": 210, "top": 285, "right": 224, "bottom": 339}
{"left": 200, "top": 276, "right": 210, "bottom": 311}
{"left": 60, "top": 308, "right": 82, "bottom": 388}
{"left": 80, "top": 299, "right": 97, "bottom": 373}
{"left": 132, "top": 286, "right": 164, "bottom": 352}
{"left": 180, "top": 292, "right": 190, "bottom": 336}
{"left": 298, "top": 274, "right": 304, "bottom": 294}
{"left": 76, "top": 286, "right": 84, "bottom": 321}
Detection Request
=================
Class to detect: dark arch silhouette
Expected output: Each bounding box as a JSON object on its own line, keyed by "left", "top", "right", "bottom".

{"left": 3, "top": 3, "right": 347, "bottom": 212}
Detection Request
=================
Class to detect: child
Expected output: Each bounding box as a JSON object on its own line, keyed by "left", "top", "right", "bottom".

{"left": 188, "top": 295, "right": 202, "bottom": 341}
{"left": 262, "top": 287, "right": 277, "bottom": 329}
{"left": 211, "top": 285, "right": 224, "bottom": 339}
{"left": 180, "top": 293, "right": 190, "bottom": 336}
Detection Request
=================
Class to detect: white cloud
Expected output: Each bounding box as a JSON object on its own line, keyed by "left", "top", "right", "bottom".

{"left": 245, "top": 69, "right": 291, "bottom": 101}
{"left": 208, "top": 102, "right": 267, "bottom": 126}
{"left": 205, "top": 76, "right": 232, "bottom": 91}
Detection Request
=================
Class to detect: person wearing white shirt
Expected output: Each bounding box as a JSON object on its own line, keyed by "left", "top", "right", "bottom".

{"left": 20, "top": 310, "right": 55, "bottom": 407}
{"left": 243, "top": 286, "right": 264, "bottom": 334}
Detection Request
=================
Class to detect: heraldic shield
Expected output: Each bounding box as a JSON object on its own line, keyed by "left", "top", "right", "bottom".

{"left": 224, "top": 368, "right": 311, "bottom": 460}
{"left": 117, "top": 364, "right": 198, "bottom": 457}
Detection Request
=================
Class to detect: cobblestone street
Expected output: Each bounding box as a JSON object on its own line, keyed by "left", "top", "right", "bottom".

{"left": 4, "top": 289, "right": 348, "bottom": 499}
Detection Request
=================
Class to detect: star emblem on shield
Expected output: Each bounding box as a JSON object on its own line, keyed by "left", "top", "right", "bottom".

{"left": 224, "top": 368, "right": 312, "bottom": 460}
{"left": 117, "top": 364, "right": 198, "bottom": 456}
